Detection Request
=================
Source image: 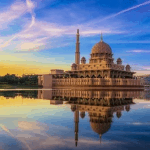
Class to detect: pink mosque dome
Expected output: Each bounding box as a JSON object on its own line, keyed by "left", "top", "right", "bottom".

{"left": 90, "top": 122, "right": 111, "bottom": 135}
{"left": 91, "top": 40, "right": 112, "bottom": 55}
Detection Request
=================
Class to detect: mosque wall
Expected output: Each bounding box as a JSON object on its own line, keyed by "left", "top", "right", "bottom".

{"left": 72, "top": 61, "right": 125, "bottom": 71}
{"left": 51, "top": 69, "right": 64, "bottom": 74}
{"left": 52, "top": 78, "right": 143, "bottom": 87}
{"left": 39, "top": 74, "right": 52, "bottom": 88}
{"left": 38, "top": 90, "right": 52, "bottom": 100}
{"left": 51, "top": 89, "right": 142, "bottom": 99}
{"left": 38, "top": 76, "right": 43, "bottom": 85}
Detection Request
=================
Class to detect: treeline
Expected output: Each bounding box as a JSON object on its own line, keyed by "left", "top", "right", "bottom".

{"left": 0, "top": 90, "right": 38, "bottom": 98}
{"left": 0, "top": 74, "right": 38, "bottom": 85}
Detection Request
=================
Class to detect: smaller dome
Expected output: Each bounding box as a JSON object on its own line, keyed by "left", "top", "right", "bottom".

{"left": 81, "top": 57, "right": 86, "bottom": 60}
{"left": 81, "top": 57, "right": 86, "bottom": 64}
{"left": 117, "top": 58, "right": 122, "bottom": 65}
{"left": 117, "top": 58, "right": 122, "bottom": 61}
{"left": 125, "top": 105, "right": 130, "bottom": 112}
{"left": 126, "top": 64, "right": 131, "bottom": 71}
{"left": 71, "top": 63, "right": 77, "bottom": 71}
{"left": 72, "top": 63, "right": 77, "bottom": 67}
{"left": 71, "top": 105, "right": 76, "bottom": 112}
{"left": 116, "top": 111, "right": 122, "bottom": 118}
{"left": 126, "top": 64, "right": 130, "bottom": 68}
{"left": 80, "top": 112, "right": 85, "bottom": 119}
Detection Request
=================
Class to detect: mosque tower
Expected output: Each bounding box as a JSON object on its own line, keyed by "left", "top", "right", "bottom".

{"left": 75, "top": 29, "right": 80, "bottom": 65}
{"left": 74, "top": 106, "right": 79, "bottom": 147}
{"left": 100, "top": 32, "right": 103, "bottom": 42}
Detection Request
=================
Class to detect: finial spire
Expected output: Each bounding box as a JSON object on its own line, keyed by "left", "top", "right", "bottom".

{"left": 99, "top": 134, "right": 102, "bottom": 144}
{"left": 75, "top": 141, "right": 78, "bottom": 147}
{"left": 100, "top": 32, "right": 103, "bottom": 42}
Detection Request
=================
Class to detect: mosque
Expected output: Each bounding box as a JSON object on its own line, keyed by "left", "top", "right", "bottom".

{"left": 38, "top": 29, "right": 144, "bottom": 88}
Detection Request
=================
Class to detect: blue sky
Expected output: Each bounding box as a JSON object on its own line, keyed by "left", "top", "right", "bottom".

{"left": 0, "top": 0, "right": 150, "bottom": 75}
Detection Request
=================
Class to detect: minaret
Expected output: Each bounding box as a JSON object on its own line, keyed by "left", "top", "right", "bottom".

{"left": 74, "top": 106, "right": 79, "bottom": 147}
{"left": 75, "top": 29, "right": 80, "bottom": 65}
{"left": 100, "top": 32, "right": 103, "bottom": 42}
{"left": 99, "top": 134, "right": 102, "bottom": 144}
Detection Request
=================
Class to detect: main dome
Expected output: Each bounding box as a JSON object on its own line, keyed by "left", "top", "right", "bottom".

{"left": 91, "top": 41, "right": 112, "bottom": 54}
{"left": 90, "top": 122, "right": 111, "bottom": 135}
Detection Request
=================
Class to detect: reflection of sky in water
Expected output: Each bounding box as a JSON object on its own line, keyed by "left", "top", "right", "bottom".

{"left": 0, "top": 92, "right": 150, "bottom": 150}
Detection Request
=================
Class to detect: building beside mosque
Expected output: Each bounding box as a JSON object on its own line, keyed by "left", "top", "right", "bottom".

{"left": 38, "top": 29, "right": 144, "bottom": 88}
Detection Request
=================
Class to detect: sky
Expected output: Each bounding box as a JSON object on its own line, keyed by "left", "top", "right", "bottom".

{"left": 0, "top": 0, "right": 150, "bottom": 76}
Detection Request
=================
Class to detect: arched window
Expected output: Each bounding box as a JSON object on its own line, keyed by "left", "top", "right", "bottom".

{"left": 86, "top": 75, "right": 90, "bottom": 78}
{"left": 91, "top": 75, "right": 96, "bottom": 78}
{"left": 80, "top": 75, "right": 84, "bottom": 78}
{"left": 97, "top": 74, "right": 102, "bottom": 78}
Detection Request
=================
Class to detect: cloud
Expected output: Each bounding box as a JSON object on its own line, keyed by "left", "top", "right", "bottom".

{"left": 135, "top": 70, "right": 150, "bottom": 76}
{"left": 0, "top": 123, "right": 33, "bottom": 150}
{"left": 0, "top": 0, "right": 150, "bottom": 53}
{"left": 126, "top": 50, "right": 150, "bottom": 53}
{"left": 94, "top": 0, "right": 150, "bottom": 23}
{"left": 109, "top": 40, "right": 150, "bottom": 44}
{"left": 133, "top": 99, "right": 150, "bottom": 103}
{"left": 129, "top": 63, "right": 150, "bottom": 72}
{"left": 79, "top": 29, "right": 126, "bottom": 36}
{"left": 18, "top": 121, "right": 48, "bottom": 131}
{"left": 16, "top": 42, "right": 45, "bottom": 52}
{"left": 142, "top": 67, "right": 150, "bottom": 70}
{"left": 26, "top": 0, "right": 36, "bottom": 28}
{"left": 9, "top": 124, "right": 122, "bottom": 150}
{"left": 0, "top": 0, "right": 36, "bottom": 51}
{"left": 13, "top": 20, "right": 127, "bottom": 51}
{"left": 0, "top": 1, "right": 27, "bottom": 28}
{"left": 0, "top": 124, "right": 14, "bottom": 137}
{"left": 0, "top": 0, "right": 127, "bottom": 52}
{"left": 26, "top": 0, "right": 35, "bottom": 12}
{"left": 128, "top": 122, "right": 150, "bottom": 125}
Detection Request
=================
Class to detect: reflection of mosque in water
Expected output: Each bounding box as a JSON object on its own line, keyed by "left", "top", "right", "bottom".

{"left": 38, "top": 89, "right": 142, "bottom": 105}
{"left": 71, "top": 103, "right": 131, "bottom": 146}
{"left": 38, "top": 89, "right": 142, "bottom": 146}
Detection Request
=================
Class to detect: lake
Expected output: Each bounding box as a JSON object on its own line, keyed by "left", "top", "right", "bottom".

{"left": 0, "top": 89, "right": 149, "bottom": 150}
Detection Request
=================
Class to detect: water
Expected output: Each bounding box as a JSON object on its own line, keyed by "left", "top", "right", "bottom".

{"left": 0, "top": 89, "right": 150, "bottom": 150}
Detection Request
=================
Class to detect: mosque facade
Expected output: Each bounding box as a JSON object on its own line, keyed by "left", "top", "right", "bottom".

{"left": 38, "top": 29, "right": 144, "bottom": 88}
